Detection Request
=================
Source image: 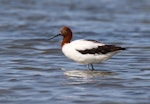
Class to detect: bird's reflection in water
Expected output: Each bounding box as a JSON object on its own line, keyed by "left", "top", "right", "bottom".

{"left": 63, "top": 69, "right": 116, "bottom": 78}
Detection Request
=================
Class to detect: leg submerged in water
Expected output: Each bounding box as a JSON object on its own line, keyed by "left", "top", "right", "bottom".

{"left": 87, "top": 64, "right": 95, "bottom": 71}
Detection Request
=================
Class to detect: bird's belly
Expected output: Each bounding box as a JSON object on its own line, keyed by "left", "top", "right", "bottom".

{"left": 65, "top": 53, "right": 111, "bottom": 65}
{"left": 78, "top": 54, "right": 110, "bottom": 64}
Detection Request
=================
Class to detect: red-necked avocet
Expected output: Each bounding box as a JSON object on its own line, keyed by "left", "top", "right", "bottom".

{"left": 50, "top": 26, "right": 126, "bottom": 71}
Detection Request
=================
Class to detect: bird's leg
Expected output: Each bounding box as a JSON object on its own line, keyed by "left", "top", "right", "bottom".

{"left": 90, "top": 64, "right": 95, "bottom": 71}
{"left": 87, "top": 64, "right": 95, "bottom": 71}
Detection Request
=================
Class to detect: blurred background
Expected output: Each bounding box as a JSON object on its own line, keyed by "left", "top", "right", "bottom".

{"left": 0, "top": 0, "right": 149, "bottom": 104}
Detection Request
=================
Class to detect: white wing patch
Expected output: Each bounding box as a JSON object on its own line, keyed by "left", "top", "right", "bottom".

{"left": 70, "top": 39, "right": 105, "bottom": 50}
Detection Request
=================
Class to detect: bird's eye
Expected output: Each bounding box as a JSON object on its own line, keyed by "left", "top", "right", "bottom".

{"left": 63, "top": 30, "right": 67, "bottom": 34}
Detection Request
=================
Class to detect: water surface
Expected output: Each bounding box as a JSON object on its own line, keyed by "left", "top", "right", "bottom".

{"left": 0, "top": 0, "right": 150, "bottom": 104}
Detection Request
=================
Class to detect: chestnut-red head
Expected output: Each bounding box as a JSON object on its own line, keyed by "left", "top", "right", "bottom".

{"left": 50, "top": 26, "right": 73, "bottom": 47}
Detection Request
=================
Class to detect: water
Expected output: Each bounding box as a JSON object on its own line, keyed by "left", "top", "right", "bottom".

{"left": 0, "top": 0, "right": 150, "bottom": 104}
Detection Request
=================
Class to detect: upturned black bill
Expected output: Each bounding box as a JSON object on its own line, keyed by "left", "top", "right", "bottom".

{"left": 50, "top": 34, "right": 61, "bottom": 40}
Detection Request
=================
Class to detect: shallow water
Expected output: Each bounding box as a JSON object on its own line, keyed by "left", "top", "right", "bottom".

{"left": 0, "top": 0, "right": 150, "bottom": 104}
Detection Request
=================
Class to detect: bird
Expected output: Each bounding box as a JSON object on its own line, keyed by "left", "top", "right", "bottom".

{"left": 50, "top": 26, "right": 126, "bottom": 71}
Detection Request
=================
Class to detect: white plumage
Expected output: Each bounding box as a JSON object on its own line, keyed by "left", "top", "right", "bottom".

{"left": 50, "top": 26, "right": 126, "bottom": 70}
{"left": 62, "top": 39, "right": 119, "bottom": 64}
